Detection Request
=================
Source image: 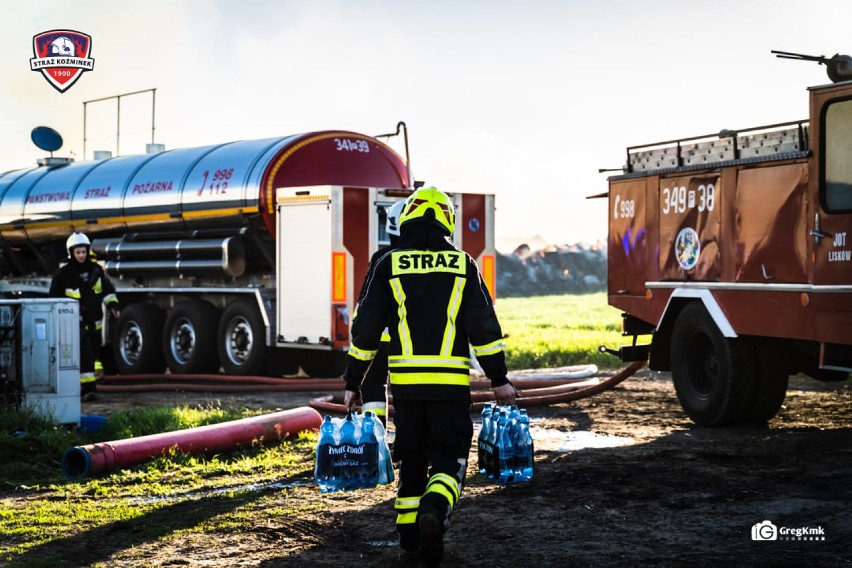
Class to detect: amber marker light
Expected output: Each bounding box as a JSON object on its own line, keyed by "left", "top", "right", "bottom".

{"left": 800, "top": 293, "right": 810, "bottom": 307}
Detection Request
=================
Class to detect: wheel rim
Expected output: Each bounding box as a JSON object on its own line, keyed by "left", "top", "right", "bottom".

{"left": 225, "top": 316, "right": 253, "bottom": 365}
{"left": 170, "top": 318, "right": 197, "bottom": 364}
{"left": 685, "top": 331, "right": 717, "bottom": 400}
{"left": 119, "top": 322, "right": 143, "bottom": 366}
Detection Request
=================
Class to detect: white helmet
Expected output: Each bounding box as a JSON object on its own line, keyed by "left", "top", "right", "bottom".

{"left": 50, "top": 37, "right": 76, "bottom": 57}
{"left": 66, "top": 232, "right": 90, "bottom": 256}
{"left": 385, "top": 200, "right": 406, "bottom": 238}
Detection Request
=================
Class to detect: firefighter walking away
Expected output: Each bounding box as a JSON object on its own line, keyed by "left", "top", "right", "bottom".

{"left": 343, "top": 187, "right": 517, "bottom": 566}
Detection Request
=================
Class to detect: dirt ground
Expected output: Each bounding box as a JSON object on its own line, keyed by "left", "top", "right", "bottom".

{"left": 66, "top": 370, "right": 852, "bottom": 566}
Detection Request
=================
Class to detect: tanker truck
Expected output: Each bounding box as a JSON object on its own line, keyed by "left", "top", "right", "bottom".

{"left": 602, "top": 61, "right": 851, "bottom": 426}
{"left": 0, "top": 129, "right": 497, "bottom": 378}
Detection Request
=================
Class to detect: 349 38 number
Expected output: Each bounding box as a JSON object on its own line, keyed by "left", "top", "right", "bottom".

{"left": 661, "top": 184, "right": 715, "bottom": 215}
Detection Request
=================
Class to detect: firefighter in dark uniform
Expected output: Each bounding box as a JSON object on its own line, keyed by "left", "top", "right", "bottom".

{"left": 49, "top": 232, "right": 120, "bottom": 400}
{"left": 343, "top": 187, "right": 516, "bottom": 567}
{"left": 358, "top": 200, "right": 406, "bottom": 426}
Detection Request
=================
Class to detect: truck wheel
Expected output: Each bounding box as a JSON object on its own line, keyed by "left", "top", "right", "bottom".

{"left": 163, "top": 300, "right": 220, "bottom": 374}
{"left": 744, "top": 342, "right": 789, "bottom": 423}
{"left": 671, "top": 303, "right": 755, "bottom": 426}
{"left": 113, "top": 303, "right": 166, "bottom": 374}
{"left": 300, "top": 350, "right": 347, "bottom": 378}
{"left": 218, "top": 299, "right": 266, "bottom": 376}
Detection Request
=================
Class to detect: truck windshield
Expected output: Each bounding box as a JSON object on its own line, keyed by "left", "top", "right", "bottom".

{"left": 824, "top": 98, "right": 852, "bottom": 212}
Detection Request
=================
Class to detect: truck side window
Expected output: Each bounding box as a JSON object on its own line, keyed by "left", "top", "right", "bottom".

{"left": 824, "top": 98, "right": 852, "bottom": 212}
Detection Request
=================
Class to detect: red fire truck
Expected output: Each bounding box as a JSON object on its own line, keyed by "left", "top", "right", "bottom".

{"left": 0, "top": 128, "right": 496, "bottom": 378}
{"left": 604, "top": 64, "right": 851, "bottom": 425}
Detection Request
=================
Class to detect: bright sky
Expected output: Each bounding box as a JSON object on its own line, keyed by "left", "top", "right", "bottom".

{"left": 3, "top": 0, "right": 849, "bottom": 250}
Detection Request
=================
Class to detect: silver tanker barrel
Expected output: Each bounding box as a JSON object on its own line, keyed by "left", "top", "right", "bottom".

{"left": 0, "top": 130, "right": 408, "bottom": 279}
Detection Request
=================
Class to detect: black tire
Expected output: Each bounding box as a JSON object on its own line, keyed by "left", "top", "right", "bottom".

{"left": 163, "top": 299, "right": 221, "bottom": 374}
{"left": 218, "top": 299, "right": 266, "bottom": 376}
{"left": 671, "top": 302, "right": 756, "bottom": 426}
{"left": 299, "top": 350, "right": 347, "bottom": 378}
{"left": 113, "top": 303, "right": 166, "bottom": 374}
{"left": 744, "top": 341, "right": 790, "bottom": 423}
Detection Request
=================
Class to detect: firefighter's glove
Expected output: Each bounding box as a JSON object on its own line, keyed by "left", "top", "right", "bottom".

{"left": 492, "top": 381, "right": 518, "bottom": 407}
{"left": 344, "top": 388, "right": 362, "bottom": 413}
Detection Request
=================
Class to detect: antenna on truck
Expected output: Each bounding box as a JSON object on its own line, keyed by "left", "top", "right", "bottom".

{"left": 772, "top": 50, "right": 852, "bottom": 83}
{"left": 376, "top": 121, "right": 413, "bottom": 188}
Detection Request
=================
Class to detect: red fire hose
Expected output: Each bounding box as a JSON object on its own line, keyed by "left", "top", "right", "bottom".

{"left": 95, "top": 371, "right": 599, "bottom": 394}
{"left": 97, "top": 373, "right": 345, "bottom": 393}
{"left": 62, "top": 406, "right": 322, "bottom": 480}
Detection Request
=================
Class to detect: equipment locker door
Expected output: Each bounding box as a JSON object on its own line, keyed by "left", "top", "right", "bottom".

{"left": 276, "top": 187, "right": 334, "bottom": 347}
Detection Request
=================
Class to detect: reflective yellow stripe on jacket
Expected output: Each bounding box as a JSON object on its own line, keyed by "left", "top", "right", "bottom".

{"left": 389, "top": 278, "right": 413, "bottom": 356}
{"left": 389, "top": 372, "right": 471, "bottom": 386}
{"left": 349, "top": 344, "right": 377, "bottom": 362}
{"left": 472, "top": 338, "right": 505, "bottom": 357}
{"left": 440, "top": 276, "right": 465, "bottom": 356}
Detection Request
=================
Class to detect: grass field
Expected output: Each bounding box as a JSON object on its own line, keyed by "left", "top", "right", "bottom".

{"left": 0, "top": 404, "right": 318, "bottom": 563}
{"left": 498, "top": 291, "right": 623, "bottom": 370}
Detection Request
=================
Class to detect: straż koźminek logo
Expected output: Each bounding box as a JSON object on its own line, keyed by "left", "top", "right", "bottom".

{"left": 752, "top": 520, "right": 826, "bottom": 541}
{"left": 29, "top": 29, "right": 95, "bottom": 93}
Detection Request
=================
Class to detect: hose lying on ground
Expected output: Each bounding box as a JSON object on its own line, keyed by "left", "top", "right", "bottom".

{"left": 96, "top": 361, "right": 646, "bottom": 415}
{"left": 309, "top": 361, "right": 646, "bottom": 415}
{"left": 97, "top": 364, "right": 600, "bottom": 394}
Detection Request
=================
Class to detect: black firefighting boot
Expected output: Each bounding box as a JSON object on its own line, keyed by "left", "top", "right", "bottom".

{"left": 417, "top": 512, "right": 443, "bottom": 567}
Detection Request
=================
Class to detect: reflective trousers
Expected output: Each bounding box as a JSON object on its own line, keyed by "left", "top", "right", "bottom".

{"left": 391, "top": 398, "right": 473, "bottom": 551}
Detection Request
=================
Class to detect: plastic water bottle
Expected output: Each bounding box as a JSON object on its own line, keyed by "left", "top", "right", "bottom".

{"left": 487, "top": 406, "right": 502, "bottom": 479}
{"left": 496, "top": 410, "right": 515, "bottom": 484}
{"left": 340, "top": 413, "right": 357, "bottom": 444}
{"left": 515, "top": 409, "right": 534, "bottom": 482}
{"left": 339, "top": 414, "right": 358, "bottom": 490}
{"left": 374, "top": 417, "right": 394, "bottom": 485}
{"left": 316, "top": 415, "right": 337, "bottom": 493}
{"left": 506, "top": 405, "right": 520, "bottom": 475}
{"left": 360, "top": 411, "right": 379, "bottom": 488}
{"left": 478, "top": 404, "right": 493, "bottom": 475}
{"left": 320, "top": 415, "right": 336, "bottom": 444}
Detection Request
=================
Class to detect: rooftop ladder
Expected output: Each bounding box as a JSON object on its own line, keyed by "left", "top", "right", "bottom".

{"left": 625, "top": 120, "right": 809, "bottom": 175}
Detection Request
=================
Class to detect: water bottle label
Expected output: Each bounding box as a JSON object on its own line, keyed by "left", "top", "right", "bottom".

{"left": 316, "top": 414, "right": 392, "bottom": 492}
{"left": 316, "top": 441, "right": 379, "bottom": 491}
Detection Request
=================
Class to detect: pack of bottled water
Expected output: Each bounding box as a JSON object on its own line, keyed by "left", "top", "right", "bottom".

{"left": 477, "top": 403, "right": 534, "bottom": 484}
{"left": 314, "top": 411, "right": 394, "bottom": 493}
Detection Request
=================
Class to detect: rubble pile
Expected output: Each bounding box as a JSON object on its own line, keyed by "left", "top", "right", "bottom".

{"left": 496, "top": 241, "right": 607, "bottom": 297}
